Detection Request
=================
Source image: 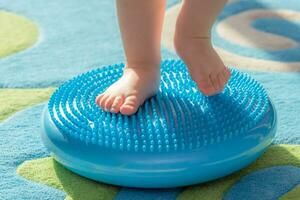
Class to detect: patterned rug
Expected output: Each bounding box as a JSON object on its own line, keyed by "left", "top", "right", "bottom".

{"left": 1, "top": 0, "right": 300, "bottom": 199}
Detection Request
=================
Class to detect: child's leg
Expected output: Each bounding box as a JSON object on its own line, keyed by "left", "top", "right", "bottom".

{"left": 96, "top": 0, "right": 166, "bottom": 115}
{"left": 174, "top": 0, "right": 231, "bottom": 96}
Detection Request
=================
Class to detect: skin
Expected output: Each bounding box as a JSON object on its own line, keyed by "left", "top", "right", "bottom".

{"left": 96, "top": 0, "right": 230, "bottom": 115}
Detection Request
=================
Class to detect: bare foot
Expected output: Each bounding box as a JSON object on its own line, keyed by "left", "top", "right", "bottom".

{"left": 96, "top": 65, "right": 160, "bottom": 115}
{"left": 174, "top": 35, "right": 231, "bottom": 96}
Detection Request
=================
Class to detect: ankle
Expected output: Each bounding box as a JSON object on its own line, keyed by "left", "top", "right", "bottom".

{"left": 175, "top": 31, "right": 211, "bottom": 46}
{"left": 174, "top": 33, "right": 213, "bottom": 55}
{"left": 125, "top": 62, "right": 160, "bottom": 74}
{"left": 126, "top": 58, "right": 161, "bottom": 69}
{"left": 175, "top": 20, "right": 211, "bottom": 40}
{"left": 124, "top": 63, "right": 161, "bottom": 79}
{"left": 123, "top": 64, "right": 161, "bottom": 91}
{"left": 124, "top": 64, "right": 159, "bottom": 73}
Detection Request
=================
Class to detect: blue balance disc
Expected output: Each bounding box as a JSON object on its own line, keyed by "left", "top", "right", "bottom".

{"left": 41, "top": 59, "right": 277, "bottom": 188}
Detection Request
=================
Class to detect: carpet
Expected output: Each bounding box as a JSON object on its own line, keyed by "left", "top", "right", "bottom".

{"left": 0, "top": 0, "right": 300, "bottom": 199}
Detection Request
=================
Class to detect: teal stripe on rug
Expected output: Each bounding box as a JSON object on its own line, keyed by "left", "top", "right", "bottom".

{"left": 0, "top": 0, "right": 178, "bottom": 88}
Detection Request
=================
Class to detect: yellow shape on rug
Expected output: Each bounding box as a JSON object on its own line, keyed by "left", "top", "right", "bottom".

{"left": 0, "top": 11, "right": 39, "bottom": 58}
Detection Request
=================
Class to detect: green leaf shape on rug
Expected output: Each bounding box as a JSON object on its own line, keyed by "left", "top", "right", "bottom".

{"left": 17, "top": 145, "right": 300, "bottom": 200}
{"left": 178, "top": 144, "right": 300, "bottom": 200}
{"left": 0, "top": 11, "right": 39, "bottom": 58}
{"left": 17, "top": 157, "right": 118, "bottom": 200}
{"left": 0, "top": 88, "right": 55, "bottom": 121}
{"left": 280, "top": 183, "right": 300, "bottom": 200}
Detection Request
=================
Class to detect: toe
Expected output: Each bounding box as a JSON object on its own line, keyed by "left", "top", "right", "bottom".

{"left": 120, "top": 105, "right": 136, "bottom": 115}
{"left": 218, "top": 69, "right": 229, "bottom": 90}
{"left": 218, "top": 71, "right": 226, "bottom": 87}
{"left": 104, "top": 95, "right": 116, "bottom": 111}
{"left": 110, "top": 95, "right": 125, "bottom": 113}
{"left": 224, "top": 67, "right": 231, "bottom": 82}
{"left": 211, "top": 68, "right": 231, "bottom": 94}
{"left": 196, "top": 77, "right": 217, "bottom": 96}
{"left": 120, "top": 95, "right": 139, "bottom": 115}
{"left": 99, "top": 94, "right": 110, "bottom": 109}
{"left": 221, "top": 69, "right": 228, "bottom": 84}
{"left": 96, "top": 93, "right": 104, "bottom": 105}
{"left": 210, "top": 73, "right": 222, "bottom": 93}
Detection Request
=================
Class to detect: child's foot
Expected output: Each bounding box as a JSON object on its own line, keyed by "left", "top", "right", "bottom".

{"left": 174, "top": 35, "right": 231, "bottom": 96}
{"left": 96, "top": 65, "right": 160, "bottom": 115}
